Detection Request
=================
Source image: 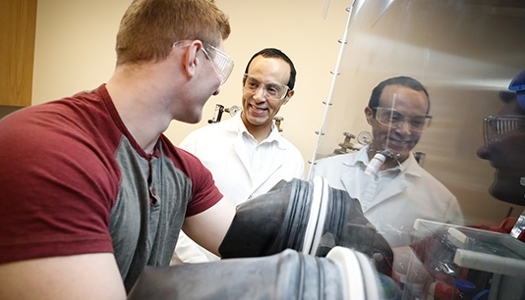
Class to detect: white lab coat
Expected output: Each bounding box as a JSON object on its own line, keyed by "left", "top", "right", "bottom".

{"left": 312, "top": 145, "right": 464, "bottom": 247}
{"left": 174, "top": 113, "right": 304, "bottom": 262}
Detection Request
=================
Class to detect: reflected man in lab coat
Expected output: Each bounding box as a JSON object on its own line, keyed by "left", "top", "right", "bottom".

{"left": 174, "top": 48, "right": 305, "bottom": 262}
{"left": 312, "top": 76, "right": 464, "bottom": 247}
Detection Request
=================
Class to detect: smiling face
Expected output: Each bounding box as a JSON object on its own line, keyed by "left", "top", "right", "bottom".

{"left": 365, "top": 84, "right": 429, "bottom": 163}
{"left": 241, "top": 55, "right": 294, "bottom": 138}
{"left": 477, "top": 96, "right": 525, "bottom": 205}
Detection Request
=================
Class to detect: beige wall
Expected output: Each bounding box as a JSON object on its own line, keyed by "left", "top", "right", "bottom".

{"left": 32, "top": 0, "right": 525, "bottom": 226}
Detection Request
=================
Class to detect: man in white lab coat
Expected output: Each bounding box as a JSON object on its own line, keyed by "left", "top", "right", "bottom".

{"left": 174, "top": 48, "right": 304, "bottom": 262}
{"left": 312, "top": 76, "right": 464, "bottom": 247}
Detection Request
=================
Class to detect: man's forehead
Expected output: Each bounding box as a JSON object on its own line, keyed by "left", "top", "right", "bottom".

{"left": 247, "top": 57, "right": 290, "bottom": 82}
{"left": 379, "top": 85, "right": 428, "bottom": 103}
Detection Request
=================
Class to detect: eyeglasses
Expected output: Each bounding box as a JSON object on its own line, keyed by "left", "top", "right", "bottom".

{"left": 201, "top": 43, "right": 235, "bottom": 85}
{"left": 243, "top": 74, "right": 290, "bottom": 101}
{"left": 372, "top": 107, "right": 432, "bottom": 131}
{"left": 483, "top": 115, "right": 525, "bottom": 146}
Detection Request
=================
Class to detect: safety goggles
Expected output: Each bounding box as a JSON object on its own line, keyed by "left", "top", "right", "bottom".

{"left": 201, "top": 43, "right": 234, "bottom": 85}
{"left": 483, "top": 115, "right": 525, "bottom": 146}
{"left": 372, "top": 107, "right": 432, "bottom": 131}
{"left": 242, "top": 74, "right": 290, "bottom": 101}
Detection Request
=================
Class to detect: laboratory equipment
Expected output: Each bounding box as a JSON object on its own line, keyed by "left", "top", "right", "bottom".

{"left": 218, "top": 177, "right": 393, "bottom": 276}
{"left": 128, "top": 247, "right": 389, "bottom": 300}
{"left": 405, "top": 219, "right": 525, "bottom": 300}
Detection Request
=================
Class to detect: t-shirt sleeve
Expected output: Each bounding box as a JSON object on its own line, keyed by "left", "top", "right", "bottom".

{"left": 169, "top": 144, "right": 223, "bottom": 217}
{"left": 0, "top": 105, "right": 117, "bottom": 264}
{"left": 187, "top": 165, "right": 224, "bottom": 217}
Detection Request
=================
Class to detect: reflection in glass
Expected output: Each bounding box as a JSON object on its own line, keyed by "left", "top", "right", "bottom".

{"left": 310, "top": 2, "right": 525, "bottom": 298}
{"left": 312, "top": 0, "right": 525, "bottom": 228}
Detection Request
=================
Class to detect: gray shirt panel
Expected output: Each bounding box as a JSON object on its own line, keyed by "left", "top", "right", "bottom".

{"left": 109, "top": 137, "right": 191, "bottom": 292}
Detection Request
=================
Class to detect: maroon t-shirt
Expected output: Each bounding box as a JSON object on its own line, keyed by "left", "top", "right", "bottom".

{"left": 0, "top": 84, "right": 223, "bottom": 291}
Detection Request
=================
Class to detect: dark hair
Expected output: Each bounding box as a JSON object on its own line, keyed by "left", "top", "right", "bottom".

{"left": 499, "top": 90, "right": 517, "bottom": 103}
{"left": 499, "top": 90, "right": 525, "bottom": 114}
{"left": 368, "top": 76, "right": 430, "bottom": 114}
{"left": 244, "top": 48, "right": 297, "bottom": 90}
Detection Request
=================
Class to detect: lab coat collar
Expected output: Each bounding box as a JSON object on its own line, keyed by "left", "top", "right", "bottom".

{"left": 234, "top": 113, "right": 286, "bottom": 149}
{"left": 342, "top": 145, "right": 424, "bottom": 178}
{"left": 230, "top": 113, "right": 288, "bottom": 192}
{"left": 338, "top": 146, "right": 401, "bottom": 209}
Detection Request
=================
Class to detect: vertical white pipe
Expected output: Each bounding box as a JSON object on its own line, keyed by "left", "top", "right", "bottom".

{"left": 307, "top": 1, "right": 358, "bottom": 180}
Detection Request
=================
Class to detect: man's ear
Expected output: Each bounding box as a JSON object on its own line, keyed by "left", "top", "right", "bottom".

{"left": 282, "top": 90, "right": 294, "bottom": 105}
{"left": 241, "top": 75, "right": 247, "bottom": 91}
{"left": 181, "top": 41, "right": 203, "bottom": 79}
{"left": 364, "top": 106, "right": 373, "bottom": 125}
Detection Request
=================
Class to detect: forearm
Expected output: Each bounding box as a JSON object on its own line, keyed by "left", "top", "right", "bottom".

{"left": 0, "top": 253, "right": 126, "bottom": 300}
{"left": 182, "top": 198, "right": 236, "bottom": 256}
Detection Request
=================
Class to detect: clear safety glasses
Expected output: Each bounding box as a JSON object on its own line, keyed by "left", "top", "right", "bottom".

{"left": 373, "top": 107, "right": 432, "bottom": 131}
{"left": 201, "top": 43, "right": 235, "bottom": 85}
{"left": 483, "top": 115, "right": 525, "bottom": 146}
{"left": 242, "top": 74, "right": 290, "bottom": 101}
